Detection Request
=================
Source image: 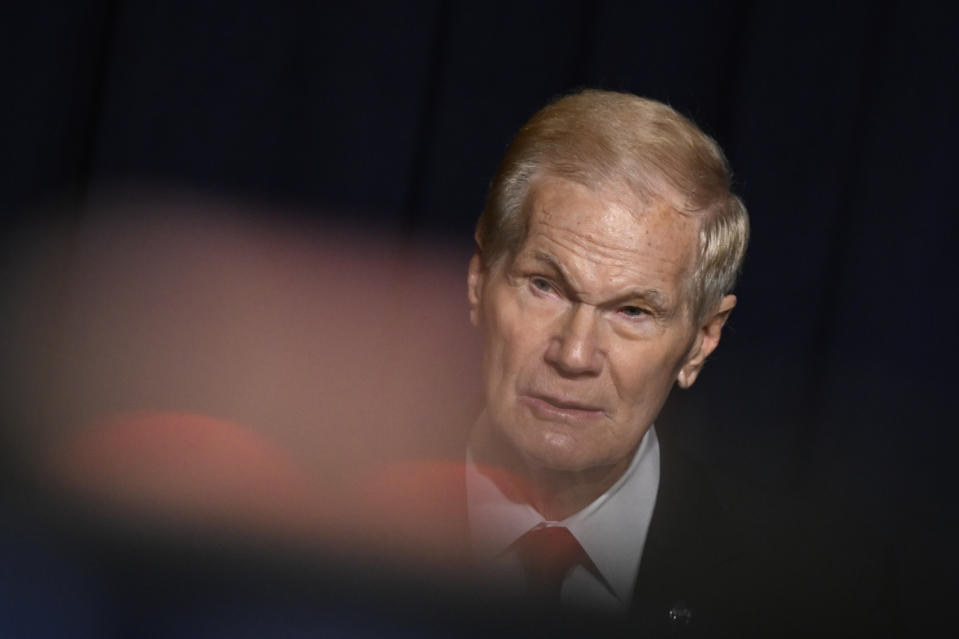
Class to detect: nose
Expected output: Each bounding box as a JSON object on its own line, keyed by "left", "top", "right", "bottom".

{"left": 545, "top": 304, "right": 603, "bottom": 376}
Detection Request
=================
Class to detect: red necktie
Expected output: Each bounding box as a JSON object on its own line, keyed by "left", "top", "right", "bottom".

{"left": 509, "top": 525, "right": 587, "bottom": 605}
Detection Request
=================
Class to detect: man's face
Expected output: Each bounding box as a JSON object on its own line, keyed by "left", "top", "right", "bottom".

{"left": 469, "top": 176, "right": 731, "bottom": 476}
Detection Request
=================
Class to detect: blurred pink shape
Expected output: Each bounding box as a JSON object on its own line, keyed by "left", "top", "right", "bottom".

{"left": 4, "top": 189, "right": 486, "bottom": 572}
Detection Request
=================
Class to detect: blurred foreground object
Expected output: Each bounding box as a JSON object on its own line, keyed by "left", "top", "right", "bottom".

{"left": 1, "top": 190, "right": 486, "bottom": 571}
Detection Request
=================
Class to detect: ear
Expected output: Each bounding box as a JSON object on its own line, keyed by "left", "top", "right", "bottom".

{"left": 467, "top": 253, "right": 485, "bottom": 327}
{"left": 676, "top": 294, "right": 736, "bottom": 389}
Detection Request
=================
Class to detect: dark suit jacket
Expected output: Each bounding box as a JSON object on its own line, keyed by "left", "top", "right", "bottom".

{"left": 627, "top": 435, "right": 896, "bottom": 638}
{"left": 421, "top": 434, "right": 896, "bottom": 638}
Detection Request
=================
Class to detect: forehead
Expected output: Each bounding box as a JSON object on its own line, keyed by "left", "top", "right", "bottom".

{"left": 517, "top": 177, "right": 699, "bottom": 301}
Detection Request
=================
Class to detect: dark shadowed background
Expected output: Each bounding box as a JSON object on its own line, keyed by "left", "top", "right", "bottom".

{"left": 1, "top": 1, "right": 956, "bottom": 636}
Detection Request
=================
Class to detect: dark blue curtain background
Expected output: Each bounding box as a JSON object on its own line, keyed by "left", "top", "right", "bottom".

{"left": 2, "top": 1, "right": 956, "bottom": 635}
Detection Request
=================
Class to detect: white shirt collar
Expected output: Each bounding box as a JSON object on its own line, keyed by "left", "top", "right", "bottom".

{"left": 466, "top": 426, "right": 661, "bottom": 605}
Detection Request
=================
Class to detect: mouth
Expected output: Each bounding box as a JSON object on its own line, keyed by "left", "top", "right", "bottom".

{"left": 520, "top": 393, "right": 607, "bottom": 422}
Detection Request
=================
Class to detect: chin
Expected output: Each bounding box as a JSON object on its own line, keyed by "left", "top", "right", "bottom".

{"left": 516, "top": 430, "right": 606, "bottom": 474}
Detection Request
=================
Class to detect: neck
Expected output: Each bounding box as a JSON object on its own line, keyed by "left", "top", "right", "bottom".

{"left": 469, "top": 413, "right": 633, "bottom": 521}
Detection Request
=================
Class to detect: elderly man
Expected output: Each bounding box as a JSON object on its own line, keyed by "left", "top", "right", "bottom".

{"left": 464, "top": 90, "right": 888, "bottom": 637}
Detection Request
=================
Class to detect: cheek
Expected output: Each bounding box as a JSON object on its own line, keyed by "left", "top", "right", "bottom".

{"left": 483, "top": 297, "right": 542, "bottom": 374}
{"left": 485, "top": 331, "right": 528, "bottom": 395}
{"left": 610, "top": 352, "right": 680, "bottom": 407}
{"left": 480, "top": 314, "right": 517, "bottom": 397}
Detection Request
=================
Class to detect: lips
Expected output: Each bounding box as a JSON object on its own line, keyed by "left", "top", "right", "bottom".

{"left": 533, "top": 393, "right": 602, "bottom": 411}
{"left": 521, "top": 392, "right": 607, "bottom": 421}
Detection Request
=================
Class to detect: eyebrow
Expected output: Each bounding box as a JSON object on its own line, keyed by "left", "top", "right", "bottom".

{"left": 530, "top": 250, "right": 674, "bottom": 316}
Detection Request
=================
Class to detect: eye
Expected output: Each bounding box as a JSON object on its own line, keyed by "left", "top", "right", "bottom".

{"left": 619, "top": 305, "right": 648, "bottom": 319}
{"left": 530, "top": 277, "right": 553, "bottom": 293}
